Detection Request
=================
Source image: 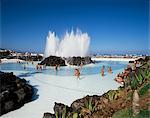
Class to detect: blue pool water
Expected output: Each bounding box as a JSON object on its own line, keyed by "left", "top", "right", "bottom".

{"left": 0, "top": 61, "right": 127, "bottom": 76}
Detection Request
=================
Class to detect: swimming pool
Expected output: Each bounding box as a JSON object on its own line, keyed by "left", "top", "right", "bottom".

{"left": 0, "top": 61, "right": 127, "bottom": 76}
{"left": 0, "top": 61, "right": 127, "bottom": 118}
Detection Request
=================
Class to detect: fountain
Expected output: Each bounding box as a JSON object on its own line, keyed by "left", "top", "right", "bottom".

{"left": 41, "top": 29, "right": 92, "bottom": 66}
{"left": 44, "top": 32, "right": 59, "bottom": 58}
{"left": 44, "top": 29, "right": 90, "bottom": 58}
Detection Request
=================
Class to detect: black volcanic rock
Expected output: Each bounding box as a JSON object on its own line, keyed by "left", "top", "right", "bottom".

{"left": 40, "top": 56, "right": 66, "bottom": 66}
{"left": 43, "top": 112, "right": 55, "bottom": 118}
{"left": 18, "top": 55, "right": 43, "bottom": 61}
{"left": 0, "top": 71, "right": 34, "bottom": 116}
{"left": 53, "top": 102, "right": 73, "bottom": 118}
{"left": 129, "top": 61, "right": 134, "bottom": 63}
{"left": 0, "top": 50, "right": 11, "bottom": 57}
{"left": 66, "top": 56, "right": 93, "bottom": 66}
{"left": 0, "top": 50, "right": 11, "bottom": 59}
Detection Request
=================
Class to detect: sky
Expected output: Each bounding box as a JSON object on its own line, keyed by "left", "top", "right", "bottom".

{"left": 1, "top": 0, "right": 149, "bottom": 54}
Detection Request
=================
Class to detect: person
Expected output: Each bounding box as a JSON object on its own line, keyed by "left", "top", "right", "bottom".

{"left": 36, "top": 64, "right": 39, "bottom": 70}
{"left": 133, "top": 61, "right": 137, "bottom": 71}
{"left": 24, "top": 65, "right": 26, "bottom": 70}
{"left": 108, "top": 67, "right": 112, "bottom": 74}
{"left": 114, "top": 74, "right": 124, "bottom": 84}
{"left": 32, "top": 61, "right": 34, "bottom": 65}
{"left": 101, "top": 68, "right": 104, "bottom": 77}
{"left": 100, "top": 65, "right": 105, "bottom": 77}
{"left": 57, "top": 64, "right": 60, "bottom": 70}
{"left": 74, "top": 68, "right": 80, "bottom": 79}
{"left": 80, "top": 62, "right": 83, "bottom": 69}
{"left": 115, "top": 76, "right": 124, "bottom": 84}
{"left": 55, "top": 64, "right": 58, "bottom": 71}
{"left": 39, "top": 65, "right": 42, "bottom": 70}
{"left": 110, "top": 67, "right": 112, "bottom": 73}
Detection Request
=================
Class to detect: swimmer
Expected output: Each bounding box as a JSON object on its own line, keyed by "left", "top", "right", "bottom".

{"left": 36, "top": 64, "right": 39, "bottom": 70}
{"left": 58, "top": 64, "right": 60, "bottom": 70}
{"left": 55, "top": 65, "right": 58, "bottom": 71}
{"left": 32, "top": 61, "right": 34, "bottom": 65}
{"left": 74, "top": 68, "right": 80, "bottom": 79}
{"left": 108, "top": 67, "right": 112, "bottom": 74}
{"left": 101, "top": 69, "right": 104, "bottom": 77}
{"left": 24, "top": 65, "right": 26, "bottom": 70}
{"left": 80, "top": 62, "right": 83, "bottom": 69}
{"left": 100, "top": 66, "right": 105, "bottom": 77}
{"left": 39, "top": 65, "right": 42, "bottom": 70}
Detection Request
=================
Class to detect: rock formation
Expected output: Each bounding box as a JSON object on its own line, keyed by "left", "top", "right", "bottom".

{"left": 0, "top": 71, "right": 34, "bottom": 116}
{"left": 66, "top": 56, "right": 93, "bottom": 66}
{"left": 40, "top": 56, "right": 66, "bottom": 66}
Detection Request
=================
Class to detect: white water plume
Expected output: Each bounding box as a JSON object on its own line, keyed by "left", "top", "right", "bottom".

{"left": 44, "top": 29, "right": 90, "bottom": 58}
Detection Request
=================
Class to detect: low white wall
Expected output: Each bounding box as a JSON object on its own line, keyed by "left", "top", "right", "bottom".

{"left": 91, "top": 57, "right": 137, "bottom": 62}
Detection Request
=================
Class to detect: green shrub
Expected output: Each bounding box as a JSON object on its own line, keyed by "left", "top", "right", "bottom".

{"left": 139, "top": 83, "right": 150, "bottom": 97}
{"left": 131, "top": 76, "right": 139, "bottom": 90}
{"left": 112, "top": 107, "right": 132, "bottom": 118}
{"left": 127, "top": 91, "right": 133, "bottom": 100}
{"left": 112, "top": 108, "right": 150, "bottom": 118}
{"left": 137, "top": 109, "right": 150, "bottom": 118}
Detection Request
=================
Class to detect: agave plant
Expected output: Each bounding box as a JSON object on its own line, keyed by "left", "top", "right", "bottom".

{"left": 135, "top": 71, "right": 143, "bottom": 85}
{"left": 55, "top": 112, "right": 58, "bottom": 118}
{"left": 130, "top": 73, "right": 139, "bottom": 90}
{"left": 73, "top": 112, "right": 78, "bottom": 118}
{"left": 134, "top": 67, "right": 150, "bottom": 87}
{"left": 62, "top": 105, "right": 67, "bottom": 118}
{"left": 139, "top": 83, "right": 150, "bottom": 96}
{"left": 55, "top": 105, "right": 68, "bottom": 118}
{"left": 84, "top": 97, "right": 96, "bottom": 112}
{"left": 141, "top": 68, "right": 150, "bottom": 80}
{"left": 107, "top": 90, "right": 118, "bottom": 101}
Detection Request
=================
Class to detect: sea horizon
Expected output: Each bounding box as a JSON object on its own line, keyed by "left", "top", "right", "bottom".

{"left": 1, "top": 48, "right": 149, "bottom": 56}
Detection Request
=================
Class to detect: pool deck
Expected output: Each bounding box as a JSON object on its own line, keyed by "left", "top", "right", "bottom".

{"left": 0, "top": 57, "right": 138, "bottom": 64}
{"left": 0, "top": 59, "right": 25, "bottom": 63}
{"left": 91, "top": 57, "right": 138, "bottom": 62}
